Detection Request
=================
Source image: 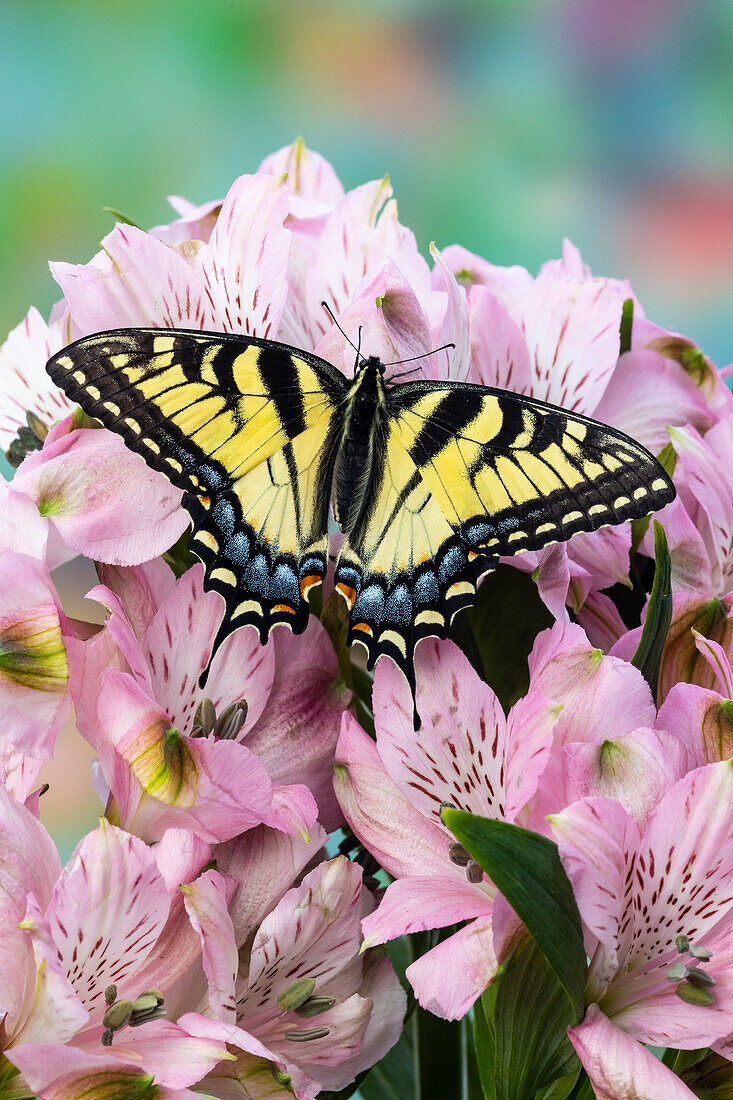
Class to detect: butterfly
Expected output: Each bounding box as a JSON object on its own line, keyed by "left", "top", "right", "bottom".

{"left": 47, "top": 326, "right": 675, "bottom": 725}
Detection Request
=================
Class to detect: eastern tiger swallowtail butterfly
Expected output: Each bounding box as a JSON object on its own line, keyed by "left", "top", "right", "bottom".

{"left": 46, "top": 327, "right": 675, "bottom": 725}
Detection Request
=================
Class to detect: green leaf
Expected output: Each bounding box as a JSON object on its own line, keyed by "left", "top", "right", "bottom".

{"left": 451, "top": 566, "right": 553, "bottom": 710}
{"left": 472, "top": 988, "right": 497, "bottom": 1099}
{"left": 101, "top": 206, "right": 141, "bottom": 228}
{"left": 632, "top": 520, "right": 673, "bottom": 704}
{"left": 491, "top": 934, "right": 578, "bottom": 1100}
{"left": 441, "top": 810, "right": 586, "bottom": 1023}
{"left": 413, "top": 1006, "right": 465, "bottom": 1100}
{"left": 162, "top": 526, "right": 199, "bottom": 579}
{"left": 619, "top": 297, "right": 634, "bottom": 355}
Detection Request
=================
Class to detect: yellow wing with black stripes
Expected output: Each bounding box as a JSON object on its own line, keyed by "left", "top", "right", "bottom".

{"left": 46, "top": 329, "right": 346, "bottom": 658}
{"left": 334, "top": 378, "right": 675, "bottom": 702}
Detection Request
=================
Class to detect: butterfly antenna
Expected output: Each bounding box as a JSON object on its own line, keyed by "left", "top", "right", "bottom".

{"left": 384, "top": 342, "right": 456, "bottom": 382}
{"left": 321, "top": 302, "right": 362, "bottom": 365}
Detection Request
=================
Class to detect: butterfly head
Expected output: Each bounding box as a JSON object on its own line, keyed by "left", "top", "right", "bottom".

{"left": 356, "top": 355, "right": 386, "bottom": 380}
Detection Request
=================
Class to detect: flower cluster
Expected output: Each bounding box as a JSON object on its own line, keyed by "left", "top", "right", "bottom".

{"left": 2, "top": 138, "right": 733, "bottom": 1098}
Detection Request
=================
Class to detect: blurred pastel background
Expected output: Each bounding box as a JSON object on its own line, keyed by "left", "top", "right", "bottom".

{"left": 2, "top": 0, "right": 733, "bottom": 854}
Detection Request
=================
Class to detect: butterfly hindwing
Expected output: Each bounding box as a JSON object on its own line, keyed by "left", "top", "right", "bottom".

{"left": 335, "top": 378, "right": 674, "bottom": 695}
{"left": 47, "top": 329, "right": 346, "bottom": 647}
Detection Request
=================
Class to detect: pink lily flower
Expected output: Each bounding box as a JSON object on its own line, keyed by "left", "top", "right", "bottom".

{"left": 1, "top": 803, "right": 231, "bottom": 1097}
{"left": 180, "top": 844, "right": 406, "bottom": 1099}
{"left": 51, "top": 172, "right": 291, "bottom": 340}
{"left": 0, "top": 486, "right": 71, "bottom": 761}
{"left": 11, "top": 417, "right": 189, "bottom": 566}
{"left": 334, "top": 638, "right": 559, "bottom": 1019}
{"left": 612, "top": 590, "right": 733, "bottom": 704}
{"left": 0, "top": 306, "right": 73, "bottom": 454}
{"left": 657, "top": 630, "right": 733, "bottom": 766}
{"left": 442, "top": 239, "right": 720, "bottom": 618}
{"left": 68, "top": 562, "right": 349, "bottom": 840}
{"left": 550, "top": 761, "right": 733, "bottom": 1080}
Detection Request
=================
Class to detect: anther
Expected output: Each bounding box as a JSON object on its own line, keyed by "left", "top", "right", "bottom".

{"left": 277, "top": 978, "right": 316, "bottom": 1012}
{"left": 448, "top": 842, "right": 471, "bottom": 867}
{"left": 466, "top": 860, "right": 484, "bottom": 884}
{"left": 285, "top": 1026, "right": 331, "bottom": 1042}
{"left": 294, "top": 995, "right": 336, "bottom": 1019}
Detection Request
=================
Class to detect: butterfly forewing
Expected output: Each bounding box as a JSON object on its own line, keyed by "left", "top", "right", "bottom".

{"left": 47, "top": 329, "right": 346, "bottom": 649}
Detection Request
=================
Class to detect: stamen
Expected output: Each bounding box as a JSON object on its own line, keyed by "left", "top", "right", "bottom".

{"left": 295, "top": 995, "right": 336, "bottom": 1019}
{"left": 448, "top": 842, "right": 471, "bottom": 867}
{"left": 277, "top": 978, "right": 316, "bottom": 1012}
{"left": 192, "top": 697, "right": 216, "bottom": 737}
{"left": 285, "top": 1026, "right": 331, "bottom": 1042}
{"left": 100, "top": 988, "right": 165, "bottom": 1045}
{"left": 466, "top": 860, "right": 484, "bottom": 884}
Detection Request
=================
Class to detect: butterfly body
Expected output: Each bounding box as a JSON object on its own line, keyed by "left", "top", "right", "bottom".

{"left": 333, "top": 355, "right": 387, "bottom": 535}
{"left": 46, "top": 327, "right": 675, "bottom": 722}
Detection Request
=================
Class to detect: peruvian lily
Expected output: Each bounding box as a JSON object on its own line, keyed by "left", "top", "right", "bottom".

{"left": 1, "top": 802, "right": 231, "bottom": 1098}
{"left": 611, "top": 590, "right": 733, "bottom": 704}
{"left": 523, "top": 621, "right": 689, "bottom": 832}
{"left": 180, "top": 850, "right": 406, "bottom": 1099}
{"left": 647, "top": 415, "right": 733, "bottom": 598}
{"left": 67, "top": 561, "right": 349, "bottom": 840}
{"left": 11, "top": 415, "right": 189, "bottom": 567}
{"left": 443, "top": 239, "right": 720, "bottom": 619}
{"left": 0, "top": 485, "right": 70, "bottom": 761}
{"left": 51, "top": 172, "right": 291, "bottom": 341}
{"left": 334, "top": 638, "right": 559, "bottom": 1019}
{"left": 550, "top": 760, "right": 733, "bottom": 1086}
{"left": 0, "top": 306, "right": 72, "bottom": 462}
{"left": 657, "top": 629, "right": 733, "bottom": 765}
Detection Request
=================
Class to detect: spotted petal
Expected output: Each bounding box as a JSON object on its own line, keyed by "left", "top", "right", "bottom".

{"left": 0, "top": 307, "right": 70, "bottom": 449}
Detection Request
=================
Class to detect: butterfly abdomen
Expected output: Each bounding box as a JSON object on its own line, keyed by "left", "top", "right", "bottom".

{"left": 333, "top": 358, "right": 385, "bottom": 535}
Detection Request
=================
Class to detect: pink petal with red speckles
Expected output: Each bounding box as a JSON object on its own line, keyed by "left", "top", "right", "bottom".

{"left": 51, "top": 223, "right": 212, "bottom": 334}
{"left": 140, "top": 564, "right": 276, "bottom": 736}
{"left": 334, "top": 711, "right": 450, "bottom": 879}
{"left": 0, "top": 307, "right": 70, "bottom": 448}
{"left": 196, "top": 173, "right": 290, "bottom": 339}
{"left": 373, "top": 639, "right": 509, "bottom": 824}
{"left": 510, "top": 267, "right": 625, "bottom": 414}
{"left": 549, "top": 797, "right": 639, "bottom": 994}
{"left": 465, "top": 284, "right": 532, "bottom": 392}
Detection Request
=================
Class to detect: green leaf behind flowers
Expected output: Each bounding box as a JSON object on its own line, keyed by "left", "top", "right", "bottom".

{"left": 632, "top": 520, "right": 673, "bottom": 703}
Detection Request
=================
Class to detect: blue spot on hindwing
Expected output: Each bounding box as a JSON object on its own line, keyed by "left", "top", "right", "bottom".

{"left": 414, "top": 570, "right": 439, "bottom": 603}
{"left": 386, "top": 584, "right": 412, "bottom": 625}
{"left": 245, "top": 554, "right": 270, "bottom": 596}
{"left": 225, "top": 531, "right": 250, "bottom": 567}
{"left": 272, "top": 563, "right": 299, "bottom": 602}
{"left": 438, "top": 545, "right": 466, "bottom": 583}
{"left": 353, "top": 584, "right": 385, "bottom": 624}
